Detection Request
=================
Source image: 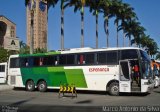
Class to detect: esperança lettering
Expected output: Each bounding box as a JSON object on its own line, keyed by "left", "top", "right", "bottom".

{"left": 89, "top": 68, "right": 109, "bottom": 72}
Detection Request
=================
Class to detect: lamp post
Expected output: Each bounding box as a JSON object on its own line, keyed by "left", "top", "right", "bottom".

{"left": 28, "top": 0, "right": 36, "bottom": 54}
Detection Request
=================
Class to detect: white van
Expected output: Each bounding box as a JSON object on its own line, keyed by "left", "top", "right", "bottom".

{"left": 0, "top": 62, "right": 7, "bottom": 83}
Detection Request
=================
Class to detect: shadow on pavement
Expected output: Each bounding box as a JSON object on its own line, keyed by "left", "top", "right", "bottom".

{"left": 19, "top": 105, "right": 101, "bottom": 112}
{"left": 76, "top": 100, "right": 92, "bottom": 104}
{"left": 13, "top": 87, "right": 153, "bottom": 97}
{"left": 9, "top": 97, "right": 36, "bottom": 106}
{"left": 119, "top": 92, "right": 150, "bottom": 97}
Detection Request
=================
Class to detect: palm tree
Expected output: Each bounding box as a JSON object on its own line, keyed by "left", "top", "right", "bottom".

{"left": 123, "top": 19, "right": 141, "bottom": 47}
{"left": 110, "top": 0, "right": 123, "bottom": 47}
{"left": 19, "top": 41, "right": 26, "bottom": 49}
{"left": 60, "top": 0, "right": 69, "bottom": 50}
{"left": 88, "top": 0, "right": 102, "bottom": 48}
{"left": 146, "top": 38, "right": 158, "bottom": 57}
{"left": 131, "top": 25, "right": 146, "bottom": 47}
{"left": 67, "top": 0, "right": 86, "bottom": 48}
{"left": 19, "top": 40, "right": 30, "bottom": 54}
{"left": 101, "top": 0, "right": 112, "bottom": 48}
{"left": 140, "top": 34, "right": 150, "bottom": 48}
{"left": 118, "top": 3, "right": 137, "bottom": 47}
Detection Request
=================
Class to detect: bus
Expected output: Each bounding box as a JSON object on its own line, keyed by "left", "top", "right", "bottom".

{"left": 7, "top": 47, "right": 154, "bottom": 95}
{"left": 0, "top": 62, "right": 7, "bottom": 83}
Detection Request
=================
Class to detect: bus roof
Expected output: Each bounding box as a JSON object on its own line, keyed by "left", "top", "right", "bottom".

{"left": 9, "top": 47, "right": 145, "bottom": 58}
{"left": 61, "top": 47, "right": 143, "bottom": 53}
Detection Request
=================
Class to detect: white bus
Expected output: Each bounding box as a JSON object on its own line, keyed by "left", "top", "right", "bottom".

{"left": 0, "top": 62, "right": 7, "bottom": 83}
{"left": 7, "top": 47, "right": 154, "bottom": 95}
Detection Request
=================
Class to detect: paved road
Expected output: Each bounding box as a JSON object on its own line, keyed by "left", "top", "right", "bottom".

{"left": 0, "top": 87, "right": 160, "bottom": 112}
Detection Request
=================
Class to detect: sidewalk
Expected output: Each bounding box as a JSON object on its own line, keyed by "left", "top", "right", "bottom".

{"left": 0, "top": 84, "right": 13, "bottom": 91}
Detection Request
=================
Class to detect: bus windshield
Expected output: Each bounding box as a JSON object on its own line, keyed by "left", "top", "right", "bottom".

{"left": 140, "top": 50, "right": 152, "bottom": 79}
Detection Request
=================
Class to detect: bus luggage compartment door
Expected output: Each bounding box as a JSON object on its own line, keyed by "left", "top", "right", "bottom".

{"left": 119, "top": 60, "right": 131, "bottom": 92}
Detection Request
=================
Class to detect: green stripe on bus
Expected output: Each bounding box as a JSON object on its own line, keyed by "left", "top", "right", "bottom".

{"left": 64, "top": 69, "right": 87, "bottom": 87}
{"left": 21, "top": 67, "right": 87, "bottom": 88}
{"left": 19, "top": 51, "right": 61, "bottom": 57}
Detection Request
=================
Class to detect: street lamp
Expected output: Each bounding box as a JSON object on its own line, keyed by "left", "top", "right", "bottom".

{"left": 28, "top": 0, "right": 36, "bottom": 54}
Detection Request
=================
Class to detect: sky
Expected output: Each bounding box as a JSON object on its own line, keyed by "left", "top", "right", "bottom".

{"left": 0, "top": 0, "right": 159, "bottom": 51}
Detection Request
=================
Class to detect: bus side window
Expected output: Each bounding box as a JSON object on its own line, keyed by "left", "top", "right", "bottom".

{"left": 33, "top": 57, "right": 40, "bottom": 66}
{"left": 25, "top": 60, "right": 28, "bottom": 66}
{"left": 39, "top": 58, "right": 43, "bottom": 66}
{"left": 97, "top": 52, "right": 107, "bottom": 64}
{"left": 78, "top": 54, "right": 85, "bottom": 64}
{"left": 85, "top": 53, "right": 95, "bottom": 64}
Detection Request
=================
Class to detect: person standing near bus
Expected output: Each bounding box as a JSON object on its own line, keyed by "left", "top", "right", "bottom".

{"left": 153, "top": 63, "right": 159, "bottom": 76}
{"left": 133, "top": 64, "right": 139, "bottom": 84}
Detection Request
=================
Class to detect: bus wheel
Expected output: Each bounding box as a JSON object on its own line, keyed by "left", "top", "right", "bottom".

{"left": 26, "top": 80, "right": 35, "bottom": 91}
{"left": 38, "top": 80, "right": 47, "bottom": 92}
{"left": 109, "top": 82, "right": 119, "bottom": 96}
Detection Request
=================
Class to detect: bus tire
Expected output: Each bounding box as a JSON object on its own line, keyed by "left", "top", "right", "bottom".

{"left": 26, "top": 80, "right": 35, "bottom": 91}
{"left": 108, "top": 82, "right": 119, "bottom": 96}
{"left": 37, "top": 80, "right": 47, "bottom": 92}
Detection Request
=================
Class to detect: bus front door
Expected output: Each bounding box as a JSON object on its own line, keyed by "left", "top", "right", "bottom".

{"left": 119, "top": 60, "right": 131, "bottom": 92}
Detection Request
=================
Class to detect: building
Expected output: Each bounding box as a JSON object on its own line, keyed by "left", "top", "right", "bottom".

{"left": 0, "top": 15, "right": 16, "bottom": 47}
{"left": 26, "top": 0, "right": 47, "bottom": 50}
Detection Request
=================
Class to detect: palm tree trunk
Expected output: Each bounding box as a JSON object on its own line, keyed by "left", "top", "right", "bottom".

{"left": 81, "top": 7, "right": 84, "bottom": 48}
{"left": 61, "top": 7, "right": 64, "bottom": 50}
{"left": 96, "top": 11, "right": 98, "bottom": 49}
{"left": 116, "top": 21, "right": 119, "bottom": 47}
{"left": 123, "top": 30, "right": 125, "bottom": 47}
{"left": 104, "top": 16, "right": 109, "bottom": 48}
{"left": 129, "top": 36, "right": 131, "bottom": 47}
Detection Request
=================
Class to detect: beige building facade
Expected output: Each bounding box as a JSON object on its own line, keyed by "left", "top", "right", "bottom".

{"left": 26, "top": 0, "right": 47, "bottom": 50}
{"left": 0, "top": 15, "right": 16, "bottom": 47}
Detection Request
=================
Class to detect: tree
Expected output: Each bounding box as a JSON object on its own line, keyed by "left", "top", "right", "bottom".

{"left": 124, "top": 19, "right": 142, "bottom": 47}
{"left": 67, "top": 0, "right": 86, "bottom": 48}
{"left": 131, "top": 25, "right": 146, "bottom": 47}
{"left": 145, "top": 38, "right": 158, "bottom": 57}
{"left": 88, "top": 0, "right": 102, "bottom": 48}
{"left": 118, "top": 3, "right": 137, "bottom": 47}
{"left": 19, "top": 41, "right": 30, "bottom": 54}
{"left": 111, "top": 0, "right": 123, "bottom": 47}
{"left": 61, "top": 0, "right": 66, "bottom": 50}
{"left": 100, "top": 0, "right": 113, "bottom": 48}
{"left": 34, "top": 48, "right": 47, "bottom": 53}
{"left": 140, "top": 34, "right": 150, "bottom": 48}
{"left": 0, "top": 47, "right": 8, "bottom": 63}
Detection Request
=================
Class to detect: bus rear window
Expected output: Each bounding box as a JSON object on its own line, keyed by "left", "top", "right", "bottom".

{"left": 10, "top": 58, "right": 20, "bottom": 68}
{"left": 0, "top": 65, "right": 5, "bottom": 72}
